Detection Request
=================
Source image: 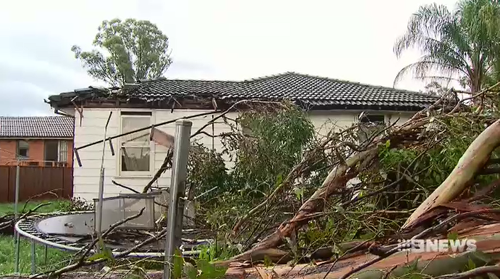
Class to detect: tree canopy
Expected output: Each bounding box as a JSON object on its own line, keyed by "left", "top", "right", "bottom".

{"left": 72, "top": 18, "right": 172, "bottom": 86}
{"left": 394, "top": 0, "right": 500, "bottom": 93}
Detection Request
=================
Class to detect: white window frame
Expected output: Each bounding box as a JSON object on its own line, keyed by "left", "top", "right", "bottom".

{"left": 118, "top": 110, "right": 155, "bottom": 177}
{"left": 17, "top": 140, "right": 29, "bottom": 160}
{"left": 58, "top": 141, "right": 68, "bottom": 162}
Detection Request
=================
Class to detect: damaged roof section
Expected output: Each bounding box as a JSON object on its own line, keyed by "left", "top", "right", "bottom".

{"left": 46, "top": 72, "right": 439, "bottom": 111}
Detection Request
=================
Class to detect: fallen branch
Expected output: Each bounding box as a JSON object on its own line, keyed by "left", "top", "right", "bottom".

{"left": 338, "top": 244, "right": 403, "bottom": 279}
{"left": 449, "top": 82, "right": 500, "bottom": 114}
{"left": 0, "top": 202, "right": 52, "bottom": 232}
{"left": 436, "top": 265, "right": 500, "bottom": 279}
{"left": 21, "top": 190, "right": 60, "bottom": 212}
{"left": 143, "top": 148, "right": 173, "bottom": 193}
{"left": 467, "top": 178, "right": 500, "bottom": 202}
{"left": 403, "top": 119, "right": 500, "bottom": 229}
{"left": 412, "top": 208, "right": 500, "bottom": 240}
{"left": 232, "top": 136, "right": 332, "bottom": 235}
{"left": 228, "top": 148, "right": 378, "bottom": 263}
{"left": 320, "top": 237, "right": 381, "bottom": 279}
{"left": 191, "top": 100, "right": 286, "bottom": 138}
{"left": 32, "top": 227, "right": 168, "bottom": 279}
{"left": 32, "top": 208, "right": 146, "bottom": 278}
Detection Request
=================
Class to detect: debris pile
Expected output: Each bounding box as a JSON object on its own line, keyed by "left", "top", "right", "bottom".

{"left": 12, "top": 84, "right": 500, "bottom": 278}
{"left": 215, "top": 85, "right": 500, "bottom": 278}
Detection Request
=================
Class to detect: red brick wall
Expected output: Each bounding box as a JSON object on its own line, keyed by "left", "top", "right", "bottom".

{"left": 0, "top": 140, "right": 17, "bottom": 165}
{"left": 0, "top": 139, "right": 74, "bottom": 166}
{"left": 29, "top": 140, "right": 44, "bottom": 162}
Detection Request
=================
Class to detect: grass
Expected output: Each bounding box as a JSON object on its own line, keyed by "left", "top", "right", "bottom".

{"left": 0, "top": 200, "right": 72, "bottom": 216}
{"left": 0, "top": 200, "right": 75, "bottom": 275}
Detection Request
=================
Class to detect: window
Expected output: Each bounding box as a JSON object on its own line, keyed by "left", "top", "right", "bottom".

{"left": 58, "top": 141, "right": 68, "bottom": 162}
{"left": 44, "top": 140, "right": 59, "bottom": 166}
{"left": 120, "top": 112, "right": 152, "bottom": 174}
{"left": 41, "top": 140, "right": 69, "bottom": 166}
{"left": 17, "top": 140, "right": 29, "bottom": 160}
{"left": 358, "top": 114, "right": 386, "bottom": 143}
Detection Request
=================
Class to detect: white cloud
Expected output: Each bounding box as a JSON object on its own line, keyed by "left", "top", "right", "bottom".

{"left": 0, "top": 0, "right": 460, "bottom": 116}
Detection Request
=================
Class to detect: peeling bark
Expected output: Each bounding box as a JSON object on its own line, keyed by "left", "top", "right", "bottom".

{"left": 403, "top": 119, "right": 500, "bottom": 229}
{"left": 227, "top": 148, "right": 378, "bottom": 263}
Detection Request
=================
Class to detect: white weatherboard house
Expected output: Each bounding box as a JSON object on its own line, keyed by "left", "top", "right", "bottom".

{"left": 46, "top": 72, "right": 437, "bottom": 201}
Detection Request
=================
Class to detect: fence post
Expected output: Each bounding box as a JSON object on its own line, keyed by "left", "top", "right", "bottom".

{"left": 14, "top": 162, "right": 20, "bottom": 275}
{"left": 31, "top": 240, "right": 36, "bottom": 274}
{"left": 164, "top": 120, "right": 192, "bottom": 279}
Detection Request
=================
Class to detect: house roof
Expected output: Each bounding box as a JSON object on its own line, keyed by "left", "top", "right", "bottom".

{"left": 0, "top": 116, "right": 74, "bottom": 138}
{"left": 47, "top": 72, "right": 439, "bottom": 111}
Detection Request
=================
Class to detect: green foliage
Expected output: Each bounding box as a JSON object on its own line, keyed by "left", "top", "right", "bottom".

{"left": 197, "top": 242, "right": 237, "bottom": 262}
{"left": 224, "top": 103, "right": 315, "bottom": 195}
{"left": 0, "top": 235, "right": 71, "bottom": 275}
{"left": 185, "top": 259, "right": 228, "bottom": 279}
{"left": 378, "top": 114, "right": 500, "bottom": 212}
{"left": 72, "top": 18, "right": 172, "bottom": 86}
{"left": 188, "top": 143, "right": 229, "bottom": 202}
{"left": 172, "top": 249, "right": 184, "bottom": 279}
{"left": 171, "top": 250, "right": 228, "bottom": 279}
{"left": 394, "top": 0, "right": 500, "bottom": 92}
{"left": 57, "top": 197, "right": 94, "bottom": 212}
{"left": 190, "top": 103, "right": 317, "bottom": 236}
{"left": 447, "top": 231, "right": 459, "bottom": 241}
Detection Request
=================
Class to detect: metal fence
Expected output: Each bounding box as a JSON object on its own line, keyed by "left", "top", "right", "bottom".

{"left": 0, "top": 166, "right": 73, "bottom": 202}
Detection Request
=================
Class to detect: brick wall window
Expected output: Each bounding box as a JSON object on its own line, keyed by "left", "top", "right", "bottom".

{"left": 17, "top": 140, "right": 29, "bottom": 160}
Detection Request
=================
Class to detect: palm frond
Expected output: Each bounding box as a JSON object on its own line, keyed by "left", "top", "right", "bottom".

{"left": 394, "top": 4, "right": 453, "bottom": 57}
{"left": 393, "top": 56, "right": 465, "bottom": 87}
{"left": 394, "top": 0, "right": 500, "bottom": 91}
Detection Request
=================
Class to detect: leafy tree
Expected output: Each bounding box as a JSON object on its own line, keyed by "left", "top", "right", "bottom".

{"left": 72, "top": 18, "right": 172, "bottom": 86}
{"left": 394, "top": 0, "right": 500, "bottom": 93}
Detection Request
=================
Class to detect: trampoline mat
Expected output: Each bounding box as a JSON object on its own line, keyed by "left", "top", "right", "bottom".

{"left": 26, "top": 213, "right": 215, "bottom": 253}
{"left": 36, "top": 213, "right": 95, "bottom": 236}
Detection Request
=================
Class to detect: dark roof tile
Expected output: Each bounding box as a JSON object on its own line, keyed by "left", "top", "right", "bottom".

{"left": 128, "top": 72, "right": 437, "bottom": 109}
{"left": 48, "top": 72, "right": 439, "bottom": 111}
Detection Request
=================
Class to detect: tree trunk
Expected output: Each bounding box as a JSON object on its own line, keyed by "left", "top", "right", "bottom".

{"left": 403, "top": 119, "right": 500, "bottom": 229}
{"left": 352, "top": 251, "right": 495, "bottom": 279}
{"left": 228, "top": 148, "right": 377, "bottom": 262}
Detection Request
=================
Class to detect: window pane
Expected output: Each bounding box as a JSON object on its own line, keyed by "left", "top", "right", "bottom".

{"left": 58, "top": 141, "right": 68, "bottom": 162}
{"left": 17, "top": 140, "right": 29, "bottom": 159}
{"left": 122, "top": 117, "right": 150, "bottom": 144}
{"left": 360, "top": 115, "right": 385, "bottom": 124}
{"left": 45, "top": 140, "right": 59, "bottom": 162}
{"left": 18, "top": 140, "right": 29, "bottom": 149}
{"left": 121, "top": 147, "right": 150, "bottom": 172}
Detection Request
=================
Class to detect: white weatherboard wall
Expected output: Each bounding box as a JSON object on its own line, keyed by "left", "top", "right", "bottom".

{"left": 309, "top": 110, "right": 413, "bottom": 136}
{"left": 68, "top": 108, "right": 415, "bottom": 201}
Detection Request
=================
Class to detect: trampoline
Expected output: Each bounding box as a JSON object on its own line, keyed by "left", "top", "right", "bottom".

{"left": 15, "top": 211, "right": 213, "bottom": 258}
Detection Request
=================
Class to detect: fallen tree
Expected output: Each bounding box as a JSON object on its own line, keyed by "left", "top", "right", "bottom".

{"left": 403, "top": 119, "right": 500, "bottom": 229}
{"left": 37, "top": 85, "right": 500, "bottom": 279}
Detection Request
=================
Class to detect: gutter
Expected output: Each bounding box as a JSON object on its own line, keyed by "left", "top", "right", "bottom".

{"left": 54, "top": 109, "right": 74, "bottom": 118}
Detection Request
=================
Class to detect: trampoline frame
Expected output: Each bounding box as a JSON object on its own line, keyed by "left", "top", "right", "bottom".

{"left": 14, "top": 212, "right": 209, "bottom": 275}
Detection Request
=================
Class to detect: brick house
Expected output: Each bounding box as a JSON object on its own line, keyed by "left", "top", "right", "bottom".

{"left": 0, "top": 116, "right": 74, "bottom": 167}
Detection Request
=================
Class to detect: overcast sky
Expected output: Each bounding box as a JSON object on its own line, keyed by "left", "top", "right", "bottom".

{"left": 0, "top": 0, "right": 458, "bottom": 116}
